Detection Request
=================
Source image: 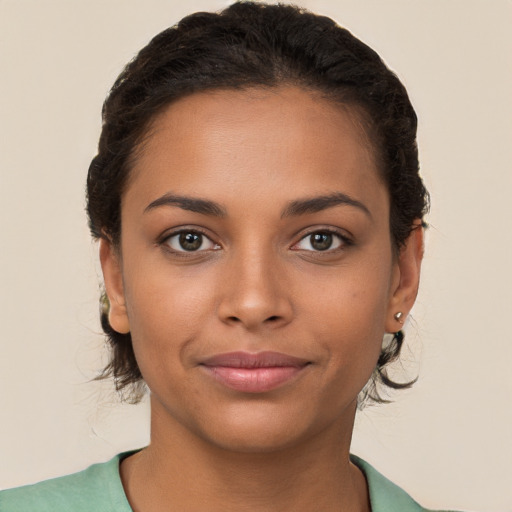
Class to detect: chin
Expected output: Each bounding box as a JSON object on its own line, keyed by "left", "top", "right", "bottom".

{"left": 189, "top": 399, "right": 347, "bottom": 455}
{"left": 199, "top": 422, "right": 312, "bottom": 455}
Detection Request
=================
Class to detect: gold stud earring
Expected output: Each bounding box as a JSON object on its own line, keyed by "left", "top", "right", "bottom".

{"left": 394, "top": 312, "right": 404, "bottom": 324}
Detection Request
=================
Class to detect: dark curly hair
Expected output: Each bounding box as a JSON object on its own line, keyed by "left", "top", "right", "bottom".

{"left": 87, "top": 1, "right": 429, "bottom": 405}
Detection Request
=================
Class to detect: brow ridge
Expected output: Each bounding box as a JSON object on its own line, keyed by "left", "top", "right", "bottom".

{"left": 281, "top": 192, "right": 371, "bottom": 218}
{"left": 144, "top": 191, "right": 370, "bottom": 219}
{"left": 144, "top": 193, "right": 227, "bottom": 217}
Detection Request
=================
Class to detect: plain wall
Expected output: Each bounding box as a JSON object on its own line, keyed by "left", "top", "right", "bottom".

{"left": 1, "top": 1, "right": 511, "bottom": 510}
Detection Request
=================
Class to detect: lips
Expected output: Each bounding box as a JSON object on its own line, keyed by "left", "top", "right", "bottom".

{"left": 200, "top": 351, "right": 310, "bottom": 393}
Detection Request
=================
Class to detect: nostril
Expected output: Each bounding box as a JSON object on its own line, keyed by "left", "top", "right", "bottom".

{"left": 266, "top": 316, "right": 280, "bottom": 322}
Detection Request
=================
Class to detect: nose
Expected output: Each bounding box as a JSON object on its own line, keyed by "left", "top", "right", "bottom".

{"left": 217, "top": 247, "right": 294, "bottom": 331}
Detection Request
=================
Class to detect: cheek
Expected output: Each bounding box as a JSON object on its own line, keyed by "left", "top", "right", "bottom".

{"left": 123, "top": 267, "right": 216, "bottom": 377}
{"left": 131, "top": 306, "right": 195, "bottom": 349}
{"left": 304, "top": 257, "right": 392, "bottom": 372}
{"left": 307, "top": 262, "right": 391, "bottom": 333}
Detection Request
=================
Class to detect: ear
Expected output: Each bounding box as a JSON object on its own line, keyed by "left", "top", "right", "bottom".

{"left": 386, "top": 224, "right": 424, "bottom": 332}
{"left": 99, "top": 238, "right": 130, "bottom": 334}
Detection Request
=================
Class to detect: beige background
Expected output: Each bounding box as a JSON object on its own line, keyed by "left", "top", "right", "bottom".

{"left": 1, "top": 1, "right": 511, "bottom": 510}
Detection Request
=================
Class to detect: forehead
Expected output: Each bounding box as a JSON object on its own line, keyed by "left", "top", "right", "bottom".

{"left": 124, "top": 86, "right": 387, "bottom": 216}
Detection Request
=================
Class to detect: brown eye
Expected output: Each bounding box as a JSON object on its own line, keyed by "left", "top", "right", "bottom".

{"left": 165, "top": 231, "right": 218, "bottom": 252}
{"left": 310, "top": 233, "right": 333, "bottom": 251}
{"left": 179, "top": 232, "right": 202, "bottom": 251}
{"left": 293, "top": 231, "right": 345, "bottom": 252}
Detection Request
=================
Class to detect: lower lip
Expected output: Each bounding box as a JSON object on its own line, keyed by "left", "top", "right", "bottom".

{"left": 202, "top": 366, "right": 305, "bottom": 393}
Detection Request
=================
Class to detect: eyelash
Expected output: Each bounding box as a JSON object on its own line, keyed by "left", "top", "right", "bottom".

{"left": 291, "top": 229, "right": 353, "bottom": 253}
{"left": 160, "top": 227, "right": 352, "bottom": 256}
{"left": 160, "top": 228, "right": 220, "bottom": 255}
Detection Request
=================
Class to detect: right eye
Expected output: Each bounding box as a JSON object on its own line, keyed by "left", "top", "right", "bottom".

{"left": 164, "top": 230, "right": 219, "bottom": 252}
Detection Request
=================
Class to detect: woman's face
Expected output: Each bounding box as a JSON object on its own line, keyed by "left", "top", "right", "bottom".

{"left": 102, "top": 86, "right": 421, "bottom": 452}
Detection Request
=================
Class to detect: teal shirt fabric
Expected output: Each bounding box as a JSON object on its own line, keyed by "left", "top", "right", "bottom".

{"left": 1, "top": 451, "right": 457, "bottom": 511}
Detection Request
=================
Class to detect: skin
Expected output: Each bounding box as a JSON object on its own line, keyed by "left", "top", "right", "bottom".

{"left": 100, "top": 86, "right": 423, "bottom": 512}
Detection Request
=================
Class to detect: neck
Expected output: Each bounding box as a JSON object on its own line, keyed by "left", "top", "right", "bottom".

{"left": 121, "top": 397, "right": 369, "bottom": 512}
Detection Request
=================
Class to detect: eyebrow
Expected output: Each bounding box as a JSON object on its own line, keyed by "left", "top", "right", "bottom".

{"left": 281, "top": 192, "right": 372, "bottom": 219}
{"left": 144, "top": 193, "right": 227, "bottom": 217}
{"left": 144, "top": 191, "right": 371, "bottom": 219}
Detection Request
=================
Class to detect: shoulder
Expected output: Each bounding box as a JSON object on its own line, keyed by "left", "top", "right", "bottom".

{"left": 351, "top": 455, "right": 461, "bottom": 512}
{"left": 0, "top": 452, "right": 135, "bottom": 512}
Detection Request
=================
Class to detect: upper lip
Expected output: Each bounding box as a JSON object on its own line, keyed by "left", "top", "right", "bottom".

{"left": 200, "top": 351, "right": 310, "bottom": 368}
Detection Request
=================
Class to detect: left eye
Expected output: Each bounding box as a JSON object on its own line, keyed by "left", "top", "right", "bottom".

{"left": 165, "top": 231, "right": 219, "bottom": 252}
{"left": 294, "top": 231, "right": 345, "bottom": 252}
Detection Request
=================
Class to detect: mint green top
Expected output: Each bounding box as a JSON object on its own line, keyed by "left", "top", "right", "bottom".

{"left": 1, "top": 451, "right": 456, "bottom": 511}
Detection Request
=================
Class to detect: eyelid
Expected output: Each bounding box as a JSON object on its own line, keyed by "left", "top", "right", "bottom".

{"left": 158, "top": 225, "right": 352, "bottom": 255}
{"left": 291, "top": 227, "right": 353, "bottom": 252}
{"left": 160, "top": 226, "right": 221, "bottom": 253}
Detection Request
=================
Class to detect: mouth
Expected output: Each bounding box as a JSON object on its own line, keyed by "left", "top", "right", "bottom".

{"left": 200, "top": 351, "right": 311, "bottom": 393}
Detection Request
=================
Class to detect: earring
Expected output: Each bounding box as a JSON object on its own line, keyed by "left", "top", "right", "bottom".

{"left": 394, "top": 312, "right": 404, "bottom": 324}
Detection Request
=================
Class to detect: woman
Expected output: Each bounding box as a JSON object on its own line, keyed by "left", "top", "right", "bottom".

{"left": 2, "top": 2, "right": 447, "bottom": 510}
